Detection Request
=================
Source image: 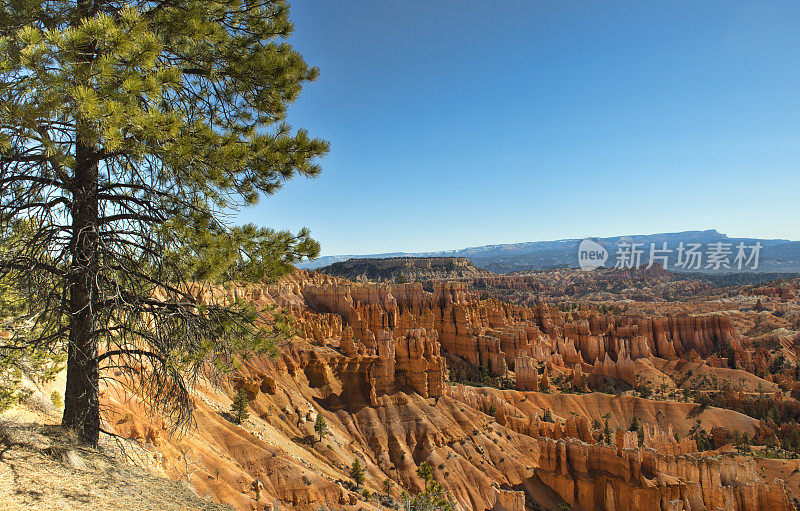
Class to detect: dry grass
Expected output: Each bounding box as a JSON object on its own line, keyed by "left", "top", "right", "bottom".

{"left": 0, "top": 419, "right": 231, "bottom": 511}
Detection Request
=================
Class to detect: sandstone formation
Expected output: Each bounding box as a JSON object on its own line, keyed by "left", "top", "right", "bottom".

{"left": 291, "top": 279, "right": 742, "bottom": 395}
{"left": 94, "top": 270, "right": 797, "bottom": 511}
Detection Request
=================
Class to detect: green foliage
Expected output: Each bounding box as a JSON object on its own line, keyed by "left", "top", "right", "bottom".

{"left": 50, "top": 390, "right": 62, "bottom": 409}
{"left": 0, "top": 0, "right": 327, "bottom": 444}
{"left": 0, "top": 224, "right": 64, "bottom": 412}
{"left": 383, "top": 478, "right": 394, "bottom": 495}
{"left": 711, "top": 341, "right": 737, "bottom": 369}
{"left": 231, "top": 389, "right": 249, "bottom": 424}
{"left": 362, "top": 489, "right": 372, "bottom": 501}
{"left": 629, "top": 416, "right": 639, "bottom": 432}
{"left": 603, "top": 419, "right": 612, "bottom": 445}
{"left": 769, "top": 355, "right": 786, "bottom": 375}
{"left": 692, "top": 427, "right": 713, "bottom": 451}
{"left": 739, "top": 433, "right": 752, "bottom": 453}
{"left": 697, "top": 391, "right": 800, "bottom": 425}
{"left": 0, "top": 380, "right": 29, "bottom": 412}
{"left": 314, "top": 413, "right": 329, "bottom": 442}
{"left": 0, "top": 340, "right": 62, "bottom": 412}
{"left": 417, "top": 462, "right": 434, "bottom": 485}
{"left": 349, "top": 458, "right": 365, "bottom": 489}
{"left": 401, "top": 462, "right": 455, "bottom": 511}
{"left": 401, "top": 486, "right": 455, "bottom": 511}
{"left": 557, "top": 302, "right": 580, "bottom": 312}
{"left": 449, "top": 364, "right": 506, "bottom": 389}
{"left": 541, "top": 409, "right": 553, "bottom": 422}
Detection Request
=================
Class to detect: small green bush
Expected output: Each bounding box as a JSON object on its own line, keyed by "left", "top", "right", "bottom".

{"left": 231, "top": 389, "right": 250, "bottom": 424}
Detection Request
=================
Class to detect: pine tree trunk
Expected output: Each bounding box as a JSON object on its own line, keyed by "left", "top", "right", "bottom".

{"left": 62, "top": 0, "right": 101, "bottom": 447}
{"left": 62, "top": 131, "right": 100, "bottom": 446}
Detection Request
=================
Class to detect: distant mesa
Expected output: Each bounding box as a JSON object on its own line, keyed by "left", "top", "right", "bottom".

{"left": 317, "top": 256, "right": 492, "bottom": 282}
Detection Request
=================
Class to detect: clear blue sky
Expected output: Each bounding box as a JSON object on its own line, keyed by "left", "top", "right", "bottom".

{"left": 238, "top": 1, "right": 800, "bottom": 256}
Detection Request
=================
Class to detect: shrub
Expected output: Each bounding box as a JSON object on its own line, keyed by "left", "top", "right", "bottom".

{"left": 231, "top": 389, "right": 250, "bottom": 424}
{"left": 417, "top": 462, "right": 434, "bottom": 485}
{"left": 50, "top": 391, "right": 62, "bottom": 409}
{"left": 401, "top": 464, "right": 455, "bottom": 511}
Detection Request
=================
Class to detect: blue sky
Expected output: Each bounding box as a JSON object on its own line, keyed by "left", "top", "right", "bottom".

{"left": 238, "top": 1, "right": 800, "bottom": 256}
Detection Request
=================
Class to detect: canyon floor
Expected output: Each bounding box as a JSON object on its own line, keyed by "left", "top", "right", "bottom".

{"left": 4, "top": 261, "right": 800, "bottom": 511}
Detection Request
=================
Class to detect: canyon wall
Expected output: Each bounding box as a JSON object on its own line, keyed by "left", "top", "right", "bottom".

{"left": 116, "top": 271, "right": 791, "bottom": 511}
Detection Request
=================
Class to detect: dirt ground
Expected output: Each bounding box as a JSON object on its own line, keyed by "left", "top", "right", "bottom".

{"left": 0, "top": 418, "right": 230, "bottom": 511}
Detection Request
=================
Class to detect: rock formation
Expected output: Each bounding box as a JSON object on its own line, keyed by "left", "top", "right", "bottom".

{"left": 92, "top": 270, "right": 797, "bottom": 511}
{"left": 515, "top": 356, "right": 539, "bottom": 391}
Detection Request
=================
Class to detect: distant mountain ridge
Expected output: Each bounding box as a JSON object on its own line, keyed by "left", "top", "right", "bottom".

{"left": 299, "top": 229, "right": 800, "bottom": 274}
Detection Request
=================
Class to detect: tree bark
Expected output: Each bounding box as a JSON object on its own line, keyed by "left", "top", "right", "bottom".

{"left": 62, "top": 0, "right": 101, "bottom": 444}
{"left": 62, "top": 131, "right": 101, "bottom": 446}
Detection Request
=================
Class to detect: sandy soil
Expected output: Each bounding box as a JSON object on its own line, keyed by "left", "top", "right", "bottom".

{"left": 0, "top": 418, "right": 230, "bottom": 511}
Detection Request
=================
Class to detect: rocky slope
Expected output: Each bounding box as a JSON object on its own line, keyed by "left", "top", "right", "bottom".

{"left": 93, "top": 271, "right": 799, "bottom": 510}
{"left": 9, "top": 269, "right": 800, "bottom": 511}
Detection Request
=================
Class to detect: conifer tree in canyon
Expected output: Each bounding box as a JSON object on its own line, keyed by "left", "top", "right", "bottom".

{"left": 0, "top": 0, "right": 327, "bottom": 445}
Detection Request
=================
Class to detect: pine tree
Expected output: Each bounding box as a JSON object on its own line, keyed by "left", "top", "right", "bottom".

{"left": 231, "top": 389, "right": 249, "bottom": 424}
{"left": 0, "top": 221, "right": 64, "bottom": 411}
{"left": 350, "top": 458, "right": 365, "bottom": 489}
{"left": 314, "top": 413, "right": 329, "bottom": 442}
{"left": 401, "top": 461, "right": 455, "bottom": 511}
{"left": 0, "top": 1, "right": 328, "bottom": 445}
{"left": 629, "top": 416, "right": 639, "bottom": 432}
{"left": 542, "top": 409, "right": 553, "bottom": 422}
{"left": 417, "top": 462, "right": 434, "bottom": 488}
